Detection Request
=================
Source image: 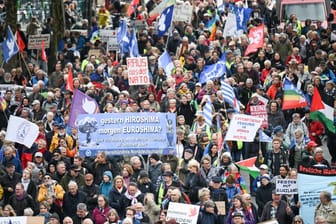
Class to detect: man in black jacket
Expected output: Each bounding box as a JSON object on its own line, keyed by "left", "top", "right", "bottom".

{"left": 8, "top": 183, "right": 37, "bottom": 215}
{"left": 0, "top": 162, "right": 21, "bottom": 205}
{"left": 62, "top": 181, "right": 87, "bottom": 217}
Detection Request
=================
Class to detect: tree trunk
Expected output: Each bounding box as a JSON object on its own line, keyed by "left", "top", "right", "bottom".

{"left": 4, "top": 0, "right": 18, "bottom": 70}
{"left": 48, "top": 0, "right": 65, "bottom": 73}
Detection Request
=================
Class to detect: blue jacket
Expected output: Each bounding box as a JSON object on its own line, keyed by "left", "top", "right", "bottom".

{"left": 2, "top": 156, "right": 22, "bottom": 174}
{"left": 100, "top": 171, "right": 113, "bottom": 197}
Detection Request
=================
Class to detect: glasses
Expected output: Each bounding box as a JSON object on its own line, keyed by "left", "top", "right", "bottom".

{"left": 245, "top": 198, "right": 251, "bottom": 200}
{"left": 295, "top": 221, "right": 302, "bottom": 223}
{"left": 85, "top": 179, "right": 93, "bottom": 181}
{"left": 44, "top": 176, "right": 51, "bottom": 180}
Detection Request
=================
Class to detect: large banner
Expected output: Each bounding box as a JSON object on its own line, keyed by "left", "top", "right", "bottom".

{"left": 298, "top": 165, "right": 336, "bottom": 224}
{"left": 0, "top": 216, "right": 44, "bottom": 224}
{"left": 167, "top": 202, "right": 200, "bottom": 224}
{"left": 225, "top": 114, "right": 263, "bottom": 142}
{"left": 127, "top": 57, "right": 150, "bottom": 85}
{"left": 78, "top": 113, "right": 176, "bottom": 156}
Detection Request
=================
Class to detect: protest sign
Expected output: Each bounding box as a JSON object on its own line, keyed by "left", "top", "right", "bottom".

{"left": 225, "top": 114, "right": 263, "bottom": 142}
{"left": 215, "top": 201, "right": 226, "bottom": 215}
{"left": 298, "top": 165, "right": 336, "bottom": 224}
{"left": 0, "top": 216, "right": 44, "bottom": 224}
{"left": 28, "top": 34, "right": 50, "bottom": 49}
{"left": 167, "top": 202, "right": 200, "bottom": 224}
{"left": 88, "top": 49, "right": 101, "bottom": 58}
{"left": 257, "top": 221, "right": 279, "bottom": 224}
{"left": 127, "top": 57, "right": 150, "bottom": 85}
{"left": 70, "top": 29, "right": 88, "bottom": 37}
{"left": 275, "top": 179, "right": 297, "bottom": 194}
{"left": 173, "top": 4, "right": 193, "bottom": 23}
{"left": 77, "top": 113, "right": 176, "bottom": 156}
{"left": 250, "top": 105, "right": 268, "bottom": 128}
{"left": 130, "top": 20, "right": 147, "bottom": 30}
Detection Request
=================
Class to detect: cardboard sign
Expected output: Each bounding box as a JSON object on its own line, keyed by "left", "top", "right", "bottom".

{"left": 215, "top": 201, "right": 226, "bottom": 215}
{"left": 225, "top": 114, "right": 263, "bottom": 142}
{"left": 250, "top": 105, "right": 268, "bottom": 128}
{"left": 28, "top": 34, "right": 50, "bottom": 49}
{"left": 167, "top": 202, "right": 200, "bottom": 224}
{"left": 126, "top": 57, "right": 150, "bottom": 85}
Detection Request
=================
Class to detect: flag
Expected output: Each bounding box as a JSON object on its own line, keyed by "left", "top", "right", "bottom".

{"left": 217, "top": 113, "right": 223, "bottom": 149}
{"left": 223, "top": 12, "right": 237, "bottom": 37}
{"left": 66, "top": 69, "right": 74, "bottom": 92}
{"left": 203, "top": 96, "right": 213, "bottom": 127}
{"left": 205, "top": 16, "right": 217, "bottom": 41}
{"left": 220, "top": 79, "right": 240, "bottom": 112}
{"left": 199, "top": 53, "right": 226, "bottom": 84}
{"left": 0, "top": 96, "right": 7, "bottom": 111}
{"left": 129, "top": 28, "right": 139, "bottom": 57}
{"left": 235, "top": 6, "right": 252, "bottom": 32}
{"left": 127, "top": 0, "right": 140, "bottom": 16}
{"left": 117, "top": 19, "right": 130, "bottom": 56}
{"left": 244, "top": 23, "right": 264, "bottom": 56}
{"left": 2, "top": 26, "right": 19, "bottom": 63}
{"left": 236, "top": 156, "right": 260, "bottom": 178}
{"left": 68, "top": 89, "right": 100, "bottom": 128}
{"left": 310, "top": 87, "right": 336, "bottom": 133}
{"left": 259, "top": 129, "right": 272, "bottom": 142}
{"left": 157, "top": 5, "right": 174, "bottom": 38}
{"left": 5, "top": 115, "right": 39, "bottom": 148}
{"left": 41, "top": 40, "right": 48, "bottom": 62}
{"left": 149, "top": 0, "right": 176, "bottom": 19}
{"left": 158, "top": 50, "right": 174, "bottom": 77}
{"left": 89, "top": 30, "right": 100, "bottom": 44}
{"left": 16, "top": 31, "right": 26, "bottom": 52}
{"left": 282, "top": 79, "right": 308, "bottom": 110}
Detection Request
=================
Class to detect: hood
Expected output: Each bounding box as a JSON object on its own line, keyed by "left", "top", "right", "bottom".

{"left": 103, "top": 171, "right": 113, "bottom": 181}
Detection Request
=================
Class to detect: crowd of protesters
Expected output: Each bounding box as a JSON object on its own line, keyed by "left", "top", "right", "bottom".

{"left": 0, "top": 0, "right": 335, "bottom": 223}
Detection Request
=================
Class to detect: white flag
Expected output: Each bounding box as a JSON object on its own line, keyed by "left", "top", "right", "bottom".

{"left": 5, "top": 115, "right": 39, "bottom": 147}
{"left": 223, "top": 13, "right": 237, "bottom": 37}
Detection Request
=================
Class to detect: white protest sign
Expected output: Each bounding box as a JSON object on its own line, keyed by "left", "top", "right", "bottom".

{"left": 28, "top": 34, "right": 50, "bottom": 49}
{"left": 99, "top": 29, "right": 114, "bottom": 43}
{"left": 173, "top": 4, "right": 193, "bottom": 23}
{"left": 250, "top": 105, "right": 268, "bottom": 128}
{"left": 225, "top": 114, "right": 263, "bottom": 142}
{"left": 107, "top": 30, "right": 119, "bottom": 51}
{"left": 276, "top": 179, "right": 298, "bottom": 195}
{"left": 167, "top": 202, "right": 200, "bottom": 224}
{"left": 127, "top": 57, "right": 150, "bottom": 85}
{"left": 70, "top": 29, "right": 88, "bottom": 37}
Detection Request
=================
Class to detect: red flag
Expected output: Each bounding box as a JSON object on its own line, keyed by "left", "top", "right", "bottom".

{"left": 66, "top": 69, "right": 74, "bottom": 92}
{"left": 41, "top": 41, "right": 48, "bottom": 62}
{"left": 16, "top": 31, "right": 26, "bottom": 52}
{"left": 244, "top": 24, "right": 264, "bottom": 56}
{"left": 127, "top": 0, "right": 140, "bottom": 16}
{"left": 310, "top": 87, "right": 325, "bottom": 112}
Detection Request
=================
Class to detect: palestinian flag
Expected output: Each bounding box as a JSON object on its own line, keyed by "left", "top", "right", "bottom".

{"left": 282, "top": 79, "right": 308, "bottom": 110}
{"left": 235, "top": 156, "right": 260, "bottom": 178}
{"left": 310, "top": 87, "right": 336, "bottom": 133}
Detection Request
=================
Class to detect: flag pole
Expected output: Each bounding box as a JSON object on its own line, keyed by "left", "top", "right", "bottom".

{"left": 20, "top": 52, "right": 32, "bottom": 80}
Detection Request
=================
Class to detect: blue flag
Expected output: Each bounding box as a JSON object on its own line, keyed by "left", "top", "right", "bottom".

{"left": 199, "top": 53, "right": 226, "bottom": 84}
{"left": 259, "top": 129, "right": 272, "bottom": 142}
{"left": 117, "top": 19, "right": 130, "bottom": 56}
{"left": 203, "top": 95, "right": 213, "bottom": 127}
{"left": 158, "top": 50, "right": 174, "bottom": 76}
{"left": 157, "top": 5, "right": 174, "bottom": 38}
{"left": 235, "top": 6, "right": 252, "bottom": 32}
{"left": 129, "top": 28, "right": 139, "bottom": 57}
{"left": 2, "top": 26, "right": 19, "bottom": 63}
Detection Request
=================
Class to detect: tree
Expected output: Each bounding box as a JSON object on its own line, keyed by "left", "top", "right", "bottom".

{"left": 48, "top": 0, "right": 65, "bottom": 73}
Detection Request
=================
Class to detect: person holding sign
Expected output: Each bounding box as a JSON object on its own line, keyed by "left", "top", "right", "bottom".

{"left": 260, "top": 190, "right": 294, "bottom": 224}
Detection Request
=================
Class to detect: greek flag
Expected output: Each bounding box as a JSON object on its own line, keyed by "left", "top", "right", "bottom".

{"left": 203, "top": 95, "right": 213, "bottom": 127}
{"left": 220, "top": 80, "right": 240, "bottom": 112}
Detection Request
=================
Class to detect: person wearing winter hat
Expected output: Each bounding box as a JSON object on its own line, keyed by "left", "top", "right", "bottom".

{"left": 99, "top": 171, "right": 113, "bottom": 198}
{"left": 148, "top": 153, "right": 162, "bottom": 188}
{"left": 256, "top": 173, "right": 274, "bottom": 217}
{"left": 301, "top": 141, "right": 318, "bottom": 166}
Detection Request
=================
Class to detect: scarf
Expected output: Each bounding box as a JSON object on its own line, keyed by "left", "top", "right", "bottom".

{"left": 124, "top": 190, "right": 142, "bottom": 206}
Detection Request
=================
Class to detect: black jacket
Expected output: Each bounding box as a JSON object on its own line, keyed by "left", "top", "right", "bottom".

{"left": 109, "top": 186, "right": 127, "bottom": 218}
{"left": 62, "top": 190, "right": 87, "bottom": 217}
{"left": 8, "top": 193, "right": 37, "bottom": 215}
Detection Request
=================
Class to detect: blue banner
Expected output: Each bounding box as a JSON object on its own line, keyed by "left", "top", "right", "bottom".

{"left": 77, "top": 113, "right": 176, "bottom": 156}
{"left": 298, "top": 166, "right": 336, "bottom": 224}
